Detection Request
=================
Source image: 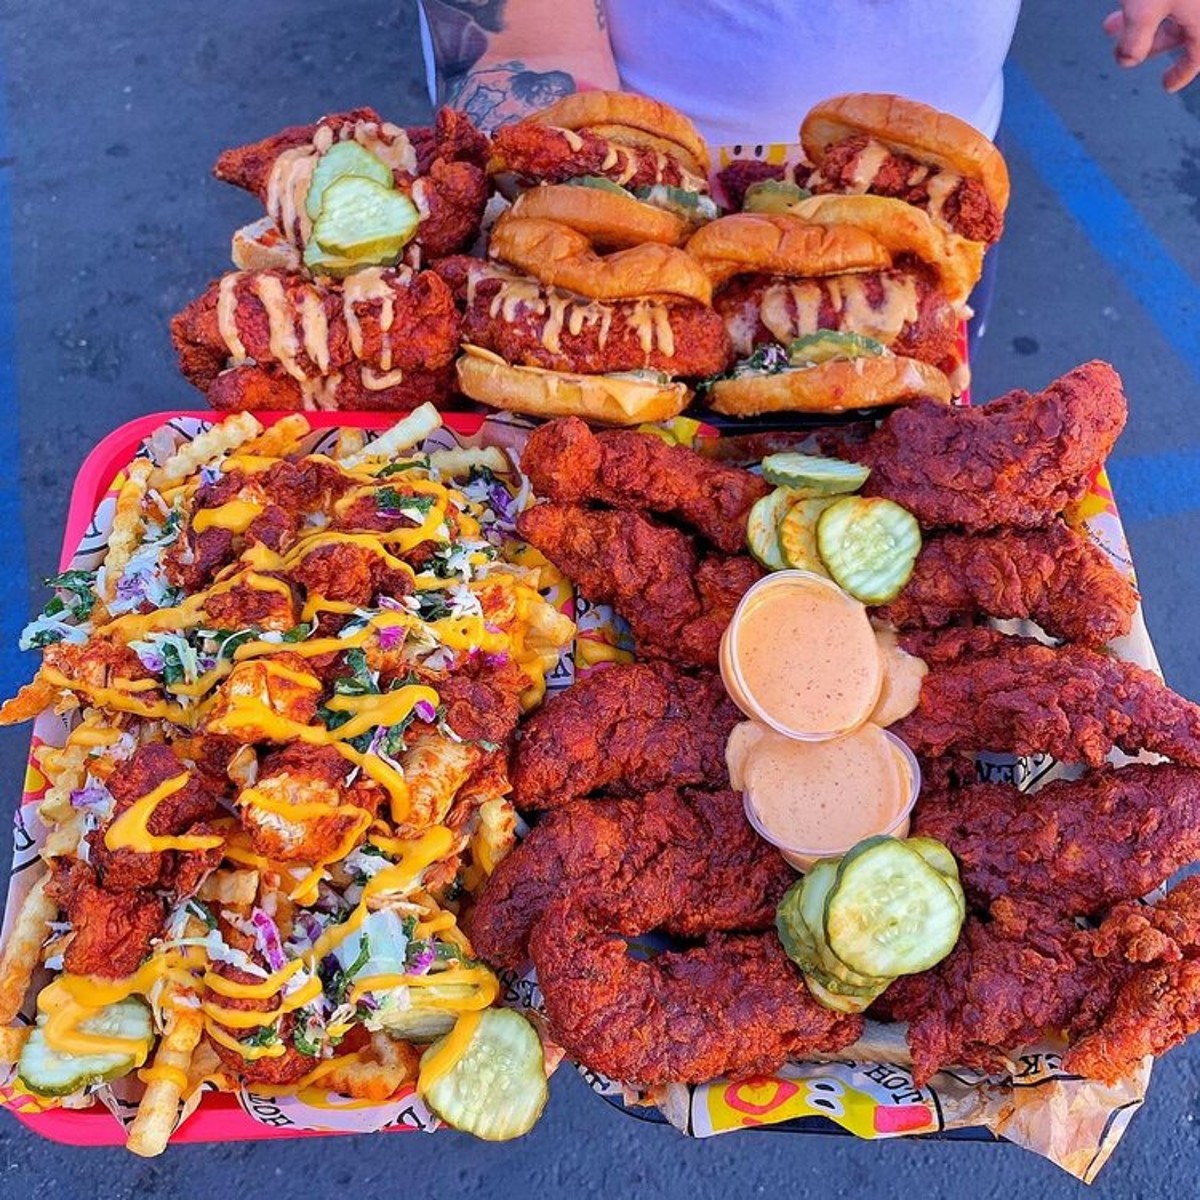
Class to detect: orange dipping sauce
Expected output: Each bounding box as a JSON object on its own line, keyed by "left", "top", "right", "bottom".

{"left": 728, "top": 720, "right": 920, "bottom": 870}
{"left": 721, "top": 571, "right": 883, "bottom": 740}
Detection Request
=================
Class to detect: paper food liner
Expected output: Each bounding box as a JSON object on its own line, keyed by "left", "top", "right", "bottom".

{"left": 0, "top": 411, "right": 1161, "bottom": 1178}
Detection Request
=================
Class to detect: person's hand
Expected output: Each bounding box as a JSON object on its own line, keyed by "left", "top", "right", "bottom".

{"left": 1104, "top": 3, "right": 1200, "bottom": 92}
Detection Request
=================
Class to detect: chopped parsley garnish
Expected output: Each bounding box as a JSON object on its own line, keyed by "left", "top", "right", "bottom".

{"left": 376, "top": 457, "right": 430, "bottom": 477}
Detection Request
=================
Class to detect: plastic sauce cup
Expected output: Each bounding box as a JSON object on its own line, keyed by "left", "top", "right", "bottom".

{"left": 739, "top": 727, "right": 922, "bottom": 872}
{"left": 720, "top": 570, "right": 884, "bottom": 742}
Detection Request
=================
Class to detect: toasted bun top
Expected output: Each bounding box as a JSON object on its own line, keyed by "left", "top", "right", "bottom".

{"left": 708, "top": 355, "right": 953, "bottom": 416}
{"left": 456, "top": 344, "right": 691, "bottom": 426}
{"left": 490, "top": 215, "right": 713, "bottom": 303}
{"left": 788, "top": 194, "right": 983, "bottom": 306}
{"left": 686, "top": 212, "right": 890, "bottom": 286}
{"left": 802, "top": 93, "right": 1010, "bottom": 214}
{"left": 508, "top": 185, "right": 691, "bottom": 247}
{"left": 531, "top": 90, "right": 710, "bottom": 176}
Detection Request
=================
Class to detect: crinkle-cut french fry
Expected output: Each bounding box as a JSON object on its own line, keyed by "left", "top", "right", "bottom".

{"left": 0, "top": 675, "right": 59, "bottom": 726}
{"left": 428, "top": 446, "right": 510, "bottom": 478}
{"left": 126, "top": 1000, "right": 204, "bottom": 1158}
{"left": 323, "top": 1032, "right": 420, "bottom": 1101}
{"left": 340, "top": 402, "right": 442, "bottom": 469}
{"left": 100, "top": 458, "right": 154, "bottom": 601}
{"left": 197, "top": 869, "right": 259, "bottom": 907}
{"left": 332, "top": 427, "right": 367, "bottom": 461}
{"left": 0, "top": 872, "right": 56, "bottom": 1024}
{"left": 186, "top": 1039, "right": 232, "bottom": 1091}
{"left": 41, "top": 812, "right": 89, "bottom": 860}
{"left": 151, "top": 412, "right": 263, "bottom": 489}
{"left": 0, "top": 1024, "right": 30, "bottom": 1064}
{"left": 37, "top": 740, "right": 91, "bottom": 826}
{"left": 242, "top": 413, "right": 310, "bottom": 459}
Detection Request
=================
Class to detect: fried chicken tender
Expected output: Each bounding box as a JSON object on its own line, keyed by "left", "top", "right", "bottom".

{"left": 885, "top": 878, "right": 1200, "bottom": 1087}
{"left": 913, "top": 763, "right": 1200, "bottom": 917}
{"left": 511, "top": 663, "right": 739, "bottom": 810}
{"left": 215, "top": 106, "right": 489, "bottom": 258}
{"left": 89, "top": 743, "right": 225, "bottom": 896}
{"left": 286, "top": 541, "right": 414, "bottom": 607}
{"left": 894, "top": 627, "right": 1200, "bottom": 767}
{"left": 469, "top": 788, "right": 794, "bottom": 969}
{"left": 876, "top": 522, "right": 1139, "bottom": 646}
{"left": 517, "top": 504, "right": 762, "bottom": 668}
{"left": 809, "top": 134, "right": 1004, "bottom": 244}
{"left": 170, "top": 268, "right": 460, "bottom": 411}
{"left": 47, "top": 858, "right": 165, "bottom": 979}
{"left": 446, "top": 260, "right": 733, "bottom": 379}
{"left": 240, "top": 744, "right": 382, "bottom": 862}
{"left": 531, "top": 901, "right": 861, "bottom": 1085}
{"left": 206, "top": 362, "right": 457, "bottom": 414}
{"left": 846, "top": 362, "right": 1127, "bottom": 531}
{"left": 491, "top": 121, "right": 702, "bottom": 191}
{"left": 713, "top": 267, "right": 960, "bottom": 370}
{"left": 520, "top": 418, "right": 768, "bottom": 554}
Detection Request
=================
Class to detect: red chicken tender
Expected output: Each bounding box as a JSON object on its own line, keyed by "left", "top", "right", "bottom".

{"left": 491, "top": 121, "right": 702, "bottom": 191}
{"left": 517, "top": 503, "right": 761, "bottom": 668}
{"left": 88, "top": 743, "right": 225, "bottom": 897}
{"left": 520, "top": 418, "right": 768, "bottom": 554}
{"left": 885, "top": 878, "right": 1200, "bottom": 1088}
{"left": 453, "top": 262, "right": 732, "bottom": 379}
{"left": 913, "top": 763, "right": 1200, "bottom": 917}
{"left": 511, "top": 663, "right": 738, "bottom": 809}
{"left": 469, "top": 787, "right": 793, "bottom": 969}
{"left": 809, "top": 134, "right": 1004, "bottom": 244}
{"left": 170, "top": 267, "right": 460, "bottom": 412}
{"left": 286, "top": 541, "right": 414, "bottom": 607}
{"left": 46, "top": 859, "right": 165, "bottom": 979}
{"left": 846, "top": 361, "right": 1128, "bottom": 531}
{"left": 713, "top": 266, "right": 960, "bottom": 372}
{"left": 215, "top": 106, "right": 489, "bottom": 258}
{"left": 894, "top": 626, "right": 1200, "bottom": 768}
{"left": 530, "top": 897, "right": 862, "bottom": 1085}
{"left": 876, "top": 522, "right": 1139, "bottom": 646}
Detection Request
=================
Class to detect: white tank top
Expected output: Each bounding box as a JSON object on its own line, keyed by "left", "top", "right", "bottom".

{"left": 604, "top": 0, "right": 1021, "bottom": 146}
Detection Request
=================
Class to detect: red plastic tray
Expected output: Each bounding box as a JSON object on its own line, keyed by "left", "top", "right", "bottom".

{"left": 17, "top": 408, "right": 491, "bottom": 1147}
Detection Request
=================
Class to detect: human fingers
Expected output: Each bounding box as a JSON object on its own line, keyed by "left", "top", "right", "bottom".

{"left": 1162, "top": 18, "right": 1200, "bottom": 89}
{"left": 1111, "top": 0, "right": 1174, "bottom": 64}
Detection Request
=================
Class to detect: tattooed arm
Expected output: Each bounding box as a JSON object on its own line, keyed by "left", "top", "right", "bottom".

{"left": 419, "top": 0, "right": 620, "bottom": 131}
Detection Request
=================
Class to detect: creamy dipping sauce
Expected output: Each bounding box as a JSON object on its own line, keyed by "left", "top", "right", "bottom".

{"left": 721, "top": 571, "right": 883, "bottom": 739}
{"left": 730, "top": 719, "right": 919, "bottom": 870}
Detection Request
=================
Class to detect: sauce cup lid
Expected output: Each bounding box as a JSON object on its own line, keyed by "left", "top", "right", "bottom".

{"left": 722, "top": 569, "right": 884, "bottom": 742}
{"left": 742, "top": 729, "right": 922, "bottom": 862}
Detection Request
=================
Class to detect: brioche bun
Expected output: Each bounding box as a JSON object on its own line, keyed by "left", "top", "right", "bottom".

{"left": 456, "top": 344, "right": 690, "bottom": 425}
{"left": 686, "top": 212, "right": 890, "bottom": 287}
{"left": 489, "top": 215, "right": 713, "bottom": 303}
{"left": 788, "top": 194, "right": 983, "bottom": 306}
{"left": 531, "top": 91, "right": 710, "bottom": 177}
{"left": 508, "top": 184, "right": 691, "bottom": 247}
{"left": 802, "top": 93, "right": 1010, "bottom": 215}
{"left": 708, "top": 355, "right": 952, "bottom": 416}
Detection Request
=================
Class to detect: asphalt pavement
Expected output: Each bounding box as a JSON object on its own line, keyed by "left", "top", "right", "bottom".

{"left": 2, "top": 2, "right": 1200, "bottom": 1195}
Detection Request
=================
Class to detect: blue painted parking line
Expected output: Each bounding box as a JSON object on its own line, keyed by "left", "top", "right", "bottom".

{"left": 1004, "top": 64, "right": 1200, "bottom": 521}
{"left": 1107, "top": 451, "right": 1200, "bottom": 524}
{"left": 1005, "top": 64, "right": 1200, "bottom": 372}
{"left": 0, "top": 56, "right": 29, "bottom": 692}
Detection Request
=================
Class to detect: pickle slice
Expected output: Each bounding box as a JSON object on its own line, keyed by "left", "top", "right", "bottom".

{"left": 761, "top": 451, "right": 871, "bottom": 495}
{"left": 789, "top": 331, "right": 888, "bottom": 367}
{"left": 310, "top": 176, "right": 420, "bottom": 261}
{"left": 419, "top": 1009, "right": 548, "bottom": 1141}
{"left": 743, "top": 179, "right": 811, "bottom": 213}
{"left": 816, "top": 496, "right": 922, "bottom": 605}
{"left": 778, "top": 498, "right": 835, "bottom": 575}
{"left": 18, "top": 997, "right": 152, "bottom": 1097}
{"left": 306, "top": 140, "right": 395, "bottom": 221}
